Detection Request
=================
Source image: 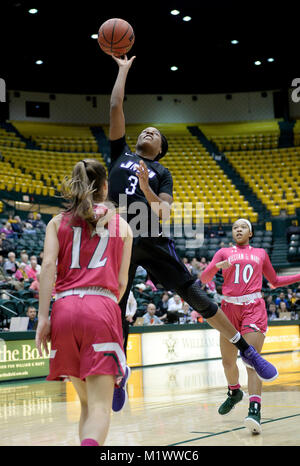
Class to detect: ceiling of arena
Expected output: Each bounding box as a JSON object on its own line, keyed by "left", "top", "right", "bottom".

{"left": 2, "top": 0, "right": 298, "bottom": 95}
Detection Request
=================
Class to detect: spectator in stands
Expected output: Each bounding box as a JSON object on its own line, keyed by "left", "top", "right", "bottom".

{"left": 190, "top": 257, "right": 201, "bottom": 276}
{"left": 178, "top": 302, "right": 192, "bottom": 324}
{"left": 134, "top": 282, "right": 153, "bottom": 301}
{"left": 135, "top": 265, "right": 147, "bottom": 279}
{"left": 0, "top": 222, "right": 18, "bottom": 240}
{"left": 10, "top": 215, "right": 23, "bottom": 237}
{"left": 167, "top": 293, "right": 184, "bottom": 324}
{"left": 199, "top": 257, "right": 207, "bottom": 271}
{"left": 182, "top": 257, "right": 193, "bottom": 274}
{"left": 142, "top": 303, "right": 163, "bottom": 326}
{"left": 34, "top": 213, "right": 46, "bottom": 231}
{"left": 25, "top": 256, "right": 41, "bottom": 281}
{"left": 145, "top": 275, "right": 157, "bottom": 291}
{"left": 3, "top": 252, "right": 18, "bottom": 276}
{"left": 155, "top": 305, "right": 168, "bottom": 323}
{"left": 1, "top": 233, "right": 15, "bottom": 255}
{"left": 26, "top": 306, "right": 38, "bottom": 330}
{"left": 0, "top": 236, "right": 9, "bottom": 258}
{"left": 23, "top": 222, "right": 36, "bottom": 235}
{"left": 267, "top": 302, "right": 279, "bottom": 321}
{"left": 167, "top": 294, "right": 183, "bottom": 312}
{"left": 265, "top": 294, "right": 274, "bottom": 308}
{"left": 290, "top": 292, "right": 300, "bottom": 319}
{"left": 19, "top": 250, "right": 29, "bottom": 265}
{"left": 14, "top": 262, "right": 30, "bottom": 283}
{"left": 27, "top": 212, "right": 35, "bottom": 226}
{"left": 205, "top": 225, "right": 216, "bottom": 238}
{"left": 0, "top": 254, "right": 23, "bottom": 291}
{"left": 37, "top": 251, "right": 44, "bottom": 266}
{"left": 0, "top": 255, "right": 7, "bottom": 286}
{"left": 156, "top": 292, "right": 170, "bottom": 319}
{"left": 296, "top": 284, "right": 300, "bottom": 298}
{"left": 217, "top": 225, "right": 226, "bottom": 237}
{"left": 290, "top": 292, "right": 300, "bottom": 310}
{"left": 125, "top": 290, "right": 137, "bottom": 325}
{"left": 275, "top": 292, "right": 290, "bottom": 309}
{"left": 29, "top": 273, "right": 40, "bottom": 298}
{"left": 278, "top": 301, "right": 291, "bottom": 320}
{"left": 287, "top": 288, "right": 293, "bottom": 300}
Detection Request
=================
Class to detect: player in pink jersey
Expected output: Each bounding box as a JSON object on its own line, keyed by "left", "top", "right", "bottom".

{"left": 35, "top": 158, "right": 133, "bottom": 446}
{"left": 201, "top": 218, "right": 300, "bottom": 434}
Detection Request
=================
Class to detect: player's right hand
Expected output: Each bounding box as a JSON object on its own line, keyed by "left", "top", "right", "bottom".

{"left": 216, "top": 260, "right": 232, "bottom": 270}
{"left": 112, "top": 54, "right": 136, "bottom": 69}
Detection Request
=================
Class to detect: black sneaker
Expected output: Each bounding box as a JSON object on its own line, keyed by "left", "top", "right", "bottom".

{"left": 218, "top": 388, "right": 244, "bottom": 415}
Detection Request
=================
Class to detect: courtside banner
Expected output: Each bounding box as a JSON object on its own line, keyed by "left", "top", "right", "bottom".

{"left": 141, "top": 329, "right": 221, "bottom": 366}
{"left": 262, "top": 325, "right": 300, "bottom": 354}
{"left": 0, "top": 339, "right": 49, "bottom": 381}
{"left": 126, "top": 334, "right": 142, "bottom": 367}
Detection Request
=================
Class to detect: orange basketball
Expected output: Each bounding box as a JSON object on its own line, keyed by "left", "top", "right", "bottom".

{"left": 98, "top": 18, "right": 135, "bottom": 57}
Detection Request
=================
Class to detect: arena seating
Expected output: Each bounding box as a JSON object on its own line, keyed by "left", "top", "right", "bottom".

{"left": 200, "top": 120, "right": 280, "bottom": 152}
{"left": 0, "top": 123, "right": 105, "bottom": 196}
{"left": 197, "top": 120, "right": 300, "bottom": 218}
{"left": 225, "top": 147, "right": 300, "bottom": 217}
{"left": 0, "top": 127, "right": 26, "bottom": 149}
{"left": 11, "top": 121, "right": 99, "bottom": 152}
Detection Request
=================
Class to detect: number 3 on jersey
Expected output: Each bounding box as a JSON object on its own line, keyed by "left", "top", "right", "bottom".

{"left": 125, "top": 175, "right": 138, "bottom": 195}
{"left": 233, "top": 263, "right": 254, "bottom": 284}
{"left": 71, "top": 227, "right": 109, "bottom": 269}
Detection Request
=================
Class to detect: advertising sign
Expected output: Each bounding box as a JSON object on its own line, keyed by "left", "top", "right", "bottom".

{"left": 0, "top": 339, "right": 49, "bottom": 382}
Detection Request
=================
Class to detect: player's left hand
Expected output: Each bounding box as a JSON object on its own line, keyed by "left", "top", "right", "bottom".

{"left": 35, "top": 317, "right": 51, "bottom": 357}
{"left": 137, "top": 160, "right": 149, "bottom": 192}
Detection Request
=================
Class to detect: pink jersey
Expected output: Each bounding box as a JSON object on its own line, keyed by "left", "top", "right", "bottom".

{"left": 201, "top": 244, "right": 300, "bottom": 297}
{"left": 55, "top": 212, "right": 124, "bottom": 299}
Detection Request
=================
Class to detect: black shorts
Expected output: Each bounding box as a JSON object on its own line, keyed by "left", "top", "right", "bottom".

{"left": 131, "top": 236, "right": 195, "bottom": 291}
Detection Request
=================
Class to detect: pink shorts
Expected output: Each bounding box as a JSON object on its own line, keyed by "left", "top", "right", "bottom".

{"left": 221, "top": 298, "right": 268, "bottom": 336}
{"left": 47, "top": 295, "right": 126, "bottom": 381}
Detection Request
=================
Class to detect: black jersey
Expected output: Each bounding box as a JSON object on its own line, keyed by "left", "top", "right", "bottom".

{"left": 108, "top": 136, "right": 173, "bottom": 237}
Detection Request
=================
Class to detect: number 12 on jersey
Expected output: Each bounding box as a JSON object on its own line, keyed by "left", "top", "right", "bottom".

{"left": 70, "top": 227, "right": 109, "bottom": 269}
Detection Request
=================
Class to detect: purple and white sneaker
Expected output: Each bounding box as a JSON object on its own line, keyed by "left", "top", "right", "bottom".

{"left": 240, "top": 345, "right": 278, "bottom": 382}
{"left": 112, "top": 365, "right": 131, "bottom": 412}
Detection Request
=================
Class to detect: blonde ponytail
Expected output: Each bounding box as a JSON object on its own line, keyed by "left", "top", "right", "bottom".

{"left": 61, "top": 159, "right": 107, "bottom": 226}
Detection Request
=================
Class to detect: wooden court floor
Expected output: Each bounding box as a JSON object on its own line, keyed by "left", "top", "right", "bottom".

{"left": 0, "top": 351, "right": 299, "bottom": 447}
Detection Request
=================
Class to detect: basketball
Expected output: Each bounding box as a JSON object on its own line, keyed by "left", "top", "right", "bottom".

{"left": 98, "top": 18, "right": 135, "bottom": 57}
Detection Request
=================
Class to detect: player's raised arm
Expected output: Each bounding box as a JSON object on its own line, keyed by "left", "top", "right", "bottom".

{"left": 109, "top": 55, "right": 136, "bottom": 141}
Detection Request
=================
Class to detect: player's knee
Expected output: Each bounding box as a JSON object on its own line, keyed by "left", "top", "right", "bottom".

{"left": 199, "top": 301, "right": 218, "bottom": 319}
{"left": 178, "top": 281, "right": 218, "bottom": 319}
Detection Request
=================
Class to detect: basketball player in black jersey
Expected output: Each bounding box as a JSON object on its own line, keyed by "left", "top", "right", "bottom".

{"left": 107, "top": 54, "right": 278, "bottom": 388}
